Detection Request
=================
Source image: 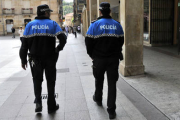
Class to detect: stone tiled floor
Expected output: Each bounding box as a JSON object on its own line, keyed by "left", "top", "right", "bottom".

{"left": 0, "top": 34, "right": 147, "bottom": 120}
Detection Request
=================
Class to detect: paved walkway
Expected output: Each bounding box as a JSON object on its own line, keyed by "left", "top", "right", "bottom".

{"left": 123, "top": 45, "right": 180, "bottom": 120}
{"left": 0, "top": 33, "right": 179, "bottom": 120}
{"left": 0, "top": 34, "right": 147, "bottom": 120}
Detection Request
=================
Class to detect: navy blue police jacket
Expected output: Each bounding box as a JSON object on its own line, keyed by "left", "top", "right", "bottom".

{"left": 85, "top": 15, "right": 124, "bottom": 60}
{"left": 20, "top": 16, "right": 67, "bottom": 64}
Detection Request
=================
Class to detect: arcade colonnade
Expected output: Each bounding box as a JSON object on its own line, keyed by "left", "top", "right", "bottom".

{"left": 82, "top": 0, "right": 144, "bottom": 77}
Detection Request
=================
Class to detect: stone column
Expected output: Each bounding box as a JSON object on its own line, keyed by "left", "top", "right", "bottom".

{"left": 0, "top": 0, "right": 4, "bottom": 35}
{"left": 82, "top": 8, "right": 89, "bottom": 36}
{"left": 90, "top": 0, "right": 97, "bottom": 21}
{"left": 97, "top": 0, "right": 110, "bottom": 17}
{"left": 89, "top": 0, "right": 92, "bottom": 24}
{"left": 119, "top": 0, "right": 144, "bottom": 76}
{"left": 174, "top": 0, "right": 178, "bottom": 45}
{"left": 86, "top": 0, "right": 90, "bottom": 26}
{"left": 86, "top": 9, "right": 88, "bottom": 31}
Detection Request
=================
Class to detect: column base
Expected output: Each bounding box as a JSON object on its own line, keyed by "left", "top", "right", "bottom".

{"left": 120, "top": 63, "right": 144, "bottom": 77}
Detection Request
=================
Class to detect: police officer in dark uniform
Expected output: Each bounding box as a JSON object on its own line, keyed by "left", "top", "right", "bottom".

{"left": 20, "top": 4, "right": 67, "bottom": 113}
{"left": 85, "top": 2, "right": 124, "bottom": 119}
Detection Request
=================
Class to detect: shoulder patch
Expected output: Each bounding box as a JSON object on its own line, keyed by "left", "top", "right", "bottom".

{"left": 91, "top": 20, "right": 97, "bottom": 23}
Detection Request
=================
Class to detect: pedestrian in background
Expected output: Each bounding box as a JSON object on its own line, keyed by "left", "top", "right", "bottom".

{"left": 70, "top": 26, "right": 73, "bottom": 33}
{"left": 20, "top": 4, "right": 67, "bottom": 114}
{"left": 73, "top": 26, "right": 77, "bottom": 38}
{"left": 65, "top": 26, "right": 69, "bottom": 36}
{"left": 18, "top": 26, "right": 24, "bottom": 43}
{"left": 77, "top": 25, "right": 81, "bottom": 33}
{"left": 11, "top": 27, "right": 15, "bottom": 38}
{"left": 85, "top": 2, "right": 124, "bottom": 119}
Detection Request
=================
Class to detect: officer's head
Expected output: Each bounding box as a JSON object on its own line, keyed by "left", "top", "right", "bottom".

{"left": 37, "top": 4, "right": 53, "bottom": 18}
{"left": 99, "top": 2, "right": 111, "bottom": 16}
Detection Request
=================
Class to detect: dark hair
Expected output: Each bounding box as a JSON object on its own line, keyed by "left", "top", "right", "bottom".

{"left": 100, "top": 9, "right": 110, "bottom": 16}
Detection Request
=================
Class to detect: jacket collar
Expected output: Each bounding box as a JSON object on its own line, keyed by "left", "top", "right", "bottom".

{"left": 35, "top": 16, "right": 50, "bottom": 20}
{"left": 97, "top": 15, "right": 112, "bottom": 20}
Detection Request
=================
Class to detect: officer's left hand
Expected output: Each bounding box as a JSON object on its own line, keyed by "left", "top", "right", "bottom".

{"left": 22, "top": 63, "right": 27, "bottom": 70}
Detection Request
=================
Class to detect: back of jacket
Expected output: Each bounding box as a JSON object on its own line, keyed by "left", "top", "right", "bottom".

{"left": 85, "top": 16, "right": 124, "bottom": 60}
{"left": 20, "top": 16, "right": 67, "bottom": 64}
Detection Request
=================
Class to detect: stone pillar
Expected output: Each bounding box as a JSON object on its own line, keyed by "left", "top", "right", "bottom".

{"left": 97, "top": 0, "right": 110, "bottom": 17}
{"left": 89, "top": 0, "right": 92, "bottom": 24}
{"left": 86, "top": 0, "right": 90, "bottom": 26}
{"left": 0, "top": 0, "right": 4, "bottom": 35}
{"left": 86, "top": 9, "right": 88, "bottom": 31}
{"left": 174, "top": 0, "right": 178, "bottom": 45}
{"left": 119, "top": 0, "right": 144, "bottom": 76}
{"left": 91, "top": 0, "right": 97, "bottom": 21}
{"left": 82, "top": 8, "right": 88, "bottom": 36}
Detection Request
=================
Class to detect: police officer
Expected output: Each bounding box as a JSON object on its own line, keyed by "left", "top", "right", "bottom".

{"left": 20, "top": 4, "right": 67, "bottom": 113}
{"left": 85, "top": 2, "right": 124, "bottom": 119}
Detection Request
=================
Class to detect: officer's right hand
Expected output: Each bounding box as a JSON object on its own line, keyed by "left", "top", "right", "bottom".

{"left": 22, "top": 63, "right": 27, "bottom": 70}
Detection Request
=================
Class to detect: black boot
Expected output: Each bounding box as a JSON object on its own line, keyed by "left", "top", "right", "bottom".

{"left": 93, "top": 95, "right": 102, "bottom": 106}
{"left": 35, "top": 103, "right": 42, "bottom": 112}
{"left": 48, "top": 104, "right": 59, "bottom": 114}
{"left": 109, "top": 112, "right": 116, "bottom": 119}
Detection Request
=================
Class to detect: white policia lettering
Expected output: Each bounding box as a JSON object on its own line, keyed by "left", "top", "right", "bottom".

{"left": 32, "top": 25, "right": 49, "bottom": 30}
{"left": 100, "top": 24, "right": 117, "bottom": 30}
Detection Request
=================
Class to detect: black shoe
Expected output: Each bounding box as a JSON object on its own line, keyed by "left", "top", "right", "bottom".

{"left": 35, "top": 103, "right": 42, "bottom": 112}
{"left": 48, "top": 104, "right": 59, "bottom": 114}
{"left": 109, "top": 112, "right": 116, "bottom": 119}
{"left": 93, "top": 95, "right": 102, "bottom": 106}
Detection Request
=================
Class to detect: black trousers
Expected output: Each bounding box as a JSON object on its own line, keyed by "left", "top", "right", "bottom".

{"left": 20, "top": 37, "right": 23, "bottom": 43}
{"left": 74, "top": 32, "right": 77, "bottom": 38}
{"left": 92, "top": 58, "right": 119, "bottom": 114}
{"left": 29, "top": 57, "right": 57, "bottom": 110}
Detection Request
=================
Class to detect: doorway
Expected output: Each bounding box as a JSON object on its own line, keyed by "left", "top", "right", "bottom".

{"left": 144, "top": 0, "right": 149, "bottom": 42}
{"left": 24, "top": 19, "right": 31, "bottom": 27}
{"left": 6, "top": 19, "right": 13, "bottom": 33}
{"left": 150, "top": 0, "right": 174, "bottom": 46}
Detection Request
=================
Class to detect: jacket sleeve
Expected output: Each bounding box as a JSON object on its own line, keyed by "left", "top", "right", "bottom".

{"left": 56, "top": 33, "right": 67, "bottom": 51}
{"left": 85, "top": 23, "right": 95, "bottom": 58}
{"left": 119, "top": 36, "right": 124, "bottom": 50}
{"left": 54, "top": 22, "right": 67, "bottom": 51}
{"left": 19, "top": 37, "right": 28, "bottom": 64}
{"left": 119, "top": 36, "right": 124, "bottom": 61}
{"left": 85, "top": 37, "right": 94, "bottom": 58}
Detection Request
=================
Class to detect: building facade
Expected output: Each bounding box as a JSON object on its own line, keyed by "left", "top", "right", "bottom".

{"left": 58, "top": 0, "right": 64, "bottom": 27}
{"left": 73, "top": 0, "right": 86, "bottom": 26}
{"left": 0, "top": 0, "right": 63, "bottom": 36}
{"left": 65, "top": 13, "right": 73, "bottom": 26}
